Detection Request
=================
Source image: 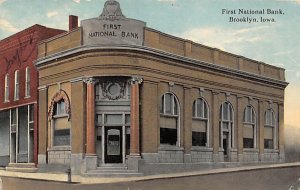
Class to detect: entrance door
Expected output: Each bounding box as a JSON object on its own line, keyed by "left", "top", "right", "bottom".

{"left": 105, "top": 127, "right": 122, "bottom": 163}
{"left": 223, "top": 132, "right": 229, "bottom": 161}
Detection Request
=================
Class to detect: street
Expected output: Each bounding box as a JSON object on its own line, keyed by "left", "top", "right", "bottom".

{"left": 1, "top": 165, "right": 300, "bottom": 190}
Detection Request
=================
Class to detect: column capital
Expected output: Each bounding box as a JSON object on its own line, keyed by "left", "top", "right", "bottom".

{"left": 38, "top": 85, "right": 48, "bottom": 91}
{"left": 130, "top": 76, "right": 143, "bottom": 85}
{"left": 83, "top": 77, "right": 97, "bottom": 84}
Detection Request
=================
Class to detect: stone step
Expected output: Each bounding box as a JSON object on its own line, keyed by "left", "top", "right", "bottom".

{"left": 84, "top": 171, "right": 143, "bottom": 177}
{"left": 6, "top": 167, "right": 38, "bottom": 173}
{"left": 87, "top": 169, "right": 136, "bottom": 174}
{"left": 95, "top": 166, "right": 128, "bottom": 171}
{"left": 7, "top": 163, "right": 36, "bottom": 168}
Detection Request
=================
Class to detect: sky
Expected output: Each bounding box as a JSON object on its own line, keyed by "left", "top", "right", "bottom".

{"left": 0, "top": 0, "right": 299, "bottom": 128}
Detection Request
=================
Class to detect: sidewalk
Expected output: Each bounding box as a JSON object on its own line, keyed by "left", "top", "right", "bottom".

{"left": 0, "top": 162, "right": 299, "bottom": 184}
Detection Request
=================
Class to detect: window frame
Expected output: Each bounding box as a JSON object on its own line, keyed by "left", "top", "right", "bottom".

{"left": 219, "top": 102, "right": 234, "bottom": 149}
{"left": 192, "top": 98, "right": 209, "bottom": 147}
{"left": 14, "top": 70, "right": 19, "bottom": 100}
{"left": 264, "top": 109, "right": 276, "bottom": 149}
{"left": 243, "top": 105, "right": 256, "bottom": 149}
{"left": 4, "top": 74, "right": 9, "bottom": 102}
{"left": 160, "top": 92, "right": 180, "bottom": 147}
{"left": 25, "top": 67, "right": 31, "bottom": 98}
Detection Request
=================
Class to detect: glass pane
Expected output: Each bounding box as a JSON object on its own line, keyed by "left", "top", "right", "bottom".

{"left": 54, "top": 129, "right": 70, "bottom": 146}
{"left": 243, "top": 138, "right": 254, "bottom": 148}
{"left": 192, "top": 131, "right": 206, "bottom": 146}
{"left": 105, "top": 114, "right": 122, "bottom": 125}
{"left": 251, "top": 109, "right": 255, "bottom": 124}
{"left": 192, "top": 101, "right": 196, "bottom": 117}
{"left": 29, "top": 105, "right": 34, "bottom": 122}
{"left": 197, "top": 99, "right": 202, "bottom": 118}
{"left": 203, "top": 101, "right": 208, "bottom": 119}
{"left": 125, "top": 114, "right": 130, "bottom": 125}
{"left": 18, "top": 106, "right": 28, "bottom": 163}
{"left": 160, "top": 128, "right": 177, "bottom": 145}
{"left": 11, "top": 109, "right": 17, "bottom": 125}
{"left": 107, "top": 129, "right": 120, "bottom": 155}
{"left": 165, "top": 94, "right": 172, "bottom": 114}
{"left": 96, "top": 114, "right": 102, "bottom": 125}
{"left": 174, "top": 98, "right": 178, "bottom": 115}
{"left": 223, "top": 103, "right": 228, "bottom": 120}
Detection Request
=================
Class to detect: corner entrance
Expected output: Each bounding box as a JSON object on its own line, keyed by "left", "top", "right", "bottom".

{"left": 105, "top": 127, "right": 122, "bottom": 163}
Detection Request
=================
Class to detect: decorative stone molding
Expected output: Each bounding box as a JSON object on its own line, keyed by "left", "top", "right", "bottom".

{"left": 99, "top": 0, "right": 125, "bottom": 20}
{"left": 101, "top": 81, "right": 126, "bottom": 100}
{"left": 48, "top": 90, "right": 71, "bottom": 121}
{"left": 130, "top": 76, "right": 143, "bottom": 85}
{"left": 199, "top": 87, "right": 205, "bottom": 97}
{"left": 83, "top": 77, "right": 97, "bottom": 85}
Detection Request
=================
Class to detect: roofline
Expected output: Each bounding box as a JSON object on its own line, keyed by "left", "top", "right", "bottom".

{"left": 35, "top": 44, "right": 289, "bottom": 88}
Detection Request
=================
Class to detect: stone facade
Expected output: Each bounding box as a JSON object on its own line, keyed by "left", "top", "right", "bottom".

{"left": 34, "top": 0, "right": 287, "bottom": 176}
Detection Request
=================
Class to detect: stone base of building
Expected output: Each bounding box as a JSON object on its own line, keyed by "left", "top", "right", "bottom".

{"left": 47, "top": 147, "right": 71, "bottom": 164}
{"left": 158, "top": 146, "right": 184, "bottom": 163}
{"left": 242, "top": 149, "right": 259, "bottom": 163}
{"left": 191, "top": 147, "right": 213, "bottom": 162}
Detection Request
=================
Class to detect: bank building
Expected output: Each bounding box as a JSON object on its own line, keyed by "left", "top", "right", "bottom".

{"left": 3, "top": 0, "right": 288, "bottom": 176}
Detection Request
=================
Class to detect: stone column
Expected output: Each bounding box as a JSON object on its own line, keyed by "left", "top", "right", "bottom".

{"left": 278, "top": 103, "right": 285, "bottom": 162}
{"left": 258, "top": 100, "right": 265, "bottom": 161}
{"left": 130, "top": 76, "right": 143, "bottom": 156}
{"left": 212, "top": 91, "right": 220, "bottom": 162}
{"left": 85, "top": 78, "right": 96, "bottom": 155}
{"left": 128, "top": 76, "right": 143, "bottom": 170}
{"left": 83, "top": 77, "right": 97, "bottom": 171}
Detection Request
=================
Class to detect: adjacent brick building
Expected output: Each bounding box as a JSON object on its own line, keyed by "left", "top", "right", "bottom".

{"left": 0, "top": 25, "right": 64, "bottom": 168}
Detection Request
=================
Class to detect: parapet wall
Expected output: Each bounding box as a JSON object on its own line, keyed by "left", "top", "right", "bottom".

{"left": 37, "top": 27, "right": 285, "bottom": 82}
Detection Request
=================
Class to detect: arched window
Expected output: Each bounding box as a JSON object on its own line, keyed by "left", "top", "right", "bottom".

{"left": 49, "top": 90, "right": 71, "bottom": 147}
{"left": 25, "top": 67, "right": 30, "bottom": 97}
{"left": 4, "top": 74, "right": 9, "bottom": 102}
{"left": 219, "top": 102, "right": 234, "bottom": 157}
{"left": 160, "top": 92, "right": 180, "bottom": 146}
{"left": 14, "top": 70, "right": 19, "bottom": 100}
{"left": 243, "top": 106, "right": 256, "bottom": 148}
{"left": 264, "top": 109, "right": 276, "bottom": 149}
{"left": 192, "top": 98, "right": 209, "bottom": 147}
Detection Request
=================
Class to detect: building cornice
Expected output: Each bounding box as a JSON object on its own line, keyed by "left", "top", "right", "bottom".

{"left": 35, "top": 45, "right": 289, "bottom": 89}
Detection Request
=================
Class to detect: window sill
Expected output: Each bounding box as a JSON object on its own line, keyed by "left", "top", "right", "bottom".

{"left": 160, "top": 113, "right": 178, "bottom": 118}
{"left": 53, "top": 114, "right": 68, "bottom": 119}
{"left": 48, "top": 146, "right": 71, "bottom": 151}
{"left": 192, "top": 117, "right": 208, "bottom": 121}
{"left": 243, "top": 148, "right": 259, "bottom": 153}
{"left": 264, "top": 149, "right": 279, "bottom": 153}
{"left": 158, "top": 146, "right": 184, "bottom": 151}
{"left": 14, "top": 98, "right": 19, "bottom": 101}
{"left": 191, "top": 147, "right": 213, "bottom": 152}
{"left": 24, "top": 96, "right": 31, "bottom": 99}
{"left": 4, "top": 100, "right": 10, "bottom": 103}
